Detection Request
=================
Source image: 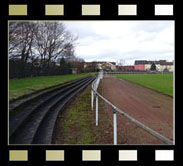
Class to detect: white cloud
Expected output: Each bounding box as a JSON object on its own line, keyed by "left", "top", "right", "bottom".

{"left": 64, "top": 21, "right": 174, "bottom": 65}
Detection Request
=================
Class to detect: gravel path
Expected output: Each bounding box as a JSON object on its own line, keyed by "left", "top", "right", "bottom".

{"left": 102, "top": 75, "right": 173, "bottom": 144}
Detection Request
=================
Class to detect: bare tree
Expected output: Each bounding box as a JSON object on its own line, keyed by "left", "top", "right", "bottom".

{"left": 35, "top": 22, "right": 77, "bottom": 67}
{"left": 9, "top": 22, "right": 37, "bottom": 63}
{"left": 9, "top": 21, "right": 79, "bottom": 78}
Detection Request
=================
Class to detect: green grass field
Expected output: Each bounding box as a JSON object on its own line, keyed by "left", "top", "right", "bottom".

{"left": 113, "top": 73, "right": 173, "bottom": 96}
{"left": 9, "top": 73, "right": 95, "bottom": 101}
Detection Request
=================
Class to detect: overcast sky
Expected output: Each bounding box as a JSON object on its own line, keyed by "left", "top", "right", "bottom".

{"left": 64, "top": 21, "right": 174, "bottom": 65}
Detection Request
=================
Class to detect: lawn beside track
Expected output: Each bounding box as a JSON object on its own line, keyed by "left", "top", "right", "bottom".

{"left": 9, "top": 73, "right": 96, "bottom": 101}
{"left": 52, "top": 81, "right": 115, "bottom": 144}
{"left": 113, "top": 73, "right": 173, "bottom": 96}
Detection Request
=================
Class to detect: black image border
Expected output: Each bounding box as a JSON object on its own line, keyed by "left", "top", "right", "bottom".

{"left": 0, "top": 0, "right": 181, "bottom": 166}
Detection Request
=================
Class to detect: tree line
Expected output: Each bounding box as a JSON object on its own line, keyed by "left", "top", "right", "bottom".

{"left": 9, "top": 22, "right": 85, "bottom": 79}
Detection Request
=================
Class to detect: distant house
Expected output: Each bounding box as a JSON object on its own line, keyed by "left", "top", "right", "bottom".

{"left": 100, "top": 62, "right": 116, "bottom": 71}
{"left": 84, "top": 61, "right": 116, "bottom": 71}
{"left": 134, "top": 60, "right": 173, "bottom": 72}
{"left": 134, "top": 60, "right": 147, "bottom": 71}
{"left": 159, "top": 61, "right": 174, "bottom": 72}
{"left": 122, "top": 65, "right": 134, "bottom": 71}
{"left": 105, "top": 62, "right": 117, "bottom": 71}
{"left": 144, "top": 61, "right": 161, "bottom": 71}
{"left": 116, "top": 65, "right": 123, "bottom": 71}
{"left": 97, "top": 63, "right": 103, "bottom": 70}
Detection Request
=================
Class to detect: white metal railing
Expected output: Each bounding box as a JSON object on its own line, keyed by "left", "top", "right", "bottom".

{"left": 91, "top": 71, "right": 173, "bottom": 145}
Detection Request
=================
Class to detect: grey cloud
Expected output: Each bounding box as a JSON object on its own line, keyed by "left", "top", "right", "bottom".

{"left": 64, "top": 21, "right": 174, "bottom": 64}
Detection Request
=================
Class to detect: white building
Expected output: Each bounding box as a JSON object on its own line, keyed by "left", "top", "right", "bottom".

{"left": 159, "top": 62, "right": 174, "bottom": 72}
{"left": 145, "top": 64, "right": 161, "bottom": 71}
{"left": 143, "top": 60, "right": 174, "bottom": 72}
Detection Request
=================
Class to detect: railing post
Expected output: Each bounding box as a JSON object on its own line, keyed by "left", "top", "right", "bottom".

{"left": 96, "top": 95, "right": 98, "bottom": 126}
{"left": 113, "top": 111, "right": 117, "bottom": 145}
{"left": 91, "top": 90, "right": 94, "bottom": 111}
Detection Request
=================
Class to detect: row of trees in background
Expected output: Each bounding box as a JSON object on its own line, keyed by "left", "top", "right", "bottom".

{"left": 9, "top": 22, "right": 85, "bottom": 79}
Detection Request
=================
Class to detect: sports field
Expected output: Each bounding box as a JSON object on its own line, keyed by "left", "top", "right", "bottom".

{"left": 113, "top": 73, "right": 173, "bottom": 96}
{"left": 9, "top": 73, "right": 95, "bottom": 101}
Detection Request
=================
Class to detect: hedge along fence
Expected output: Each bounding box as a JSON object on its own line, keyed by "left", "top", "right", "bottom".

{"left": 9, "top": 59, "right": 72, "bottom": 79}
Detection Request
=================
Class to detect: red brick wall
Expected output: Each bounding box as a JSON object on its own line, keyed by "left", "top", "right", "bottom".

{"left": 134, "top": 64, "right": 145, "bottom": 71}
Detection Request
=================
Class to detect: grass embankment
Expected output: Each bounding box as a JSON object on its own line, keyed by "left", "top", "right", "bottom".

{"left": 53, "top": 82, "right": 114, "bottom": 144}
{"left": 113, "top": 74, "right": 173, "bottom": 96}
{"left": 9, "top": 73, "right": 95, "bottom": 101}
